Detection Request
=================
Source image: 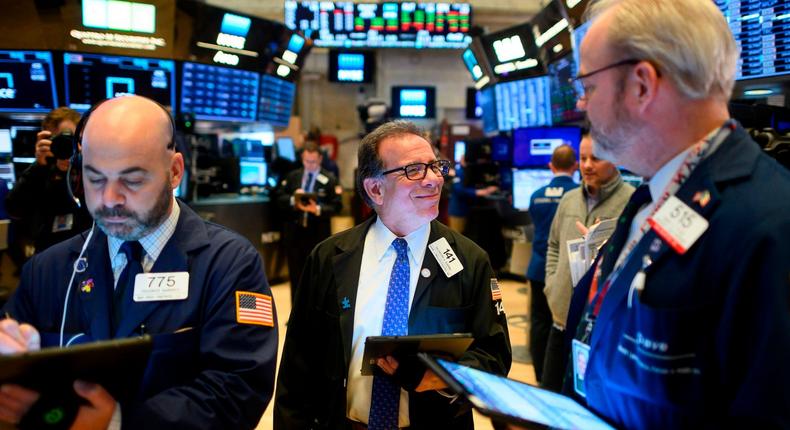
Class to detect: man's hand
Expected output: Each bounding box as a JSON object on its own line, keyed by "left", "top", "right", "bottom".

{"left": 35, "top": 130, "right": 55, "bottom": 166}
{"left": 475, "top": 185, "right": 500, "bottom": 197}
{"left": 70, "top": 381, "right": 116, "bottom": 430}
{"left": 0, "top": 319, "right": 40, "bottom": 354}
{"left": 375, "top": 356, "right": 448, "bottom": 392}
{"left": 0, "top": 384, "right": 39, "bottom": 425}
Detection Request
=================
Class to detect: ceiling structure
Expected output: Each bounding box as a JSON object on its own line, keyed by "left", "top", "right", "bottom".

{"left": 206, "top": 0, "right": 546, "bottom": 33}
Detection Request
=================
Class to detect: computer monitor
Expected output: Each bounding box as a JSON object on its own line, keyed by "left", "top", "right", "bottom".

{"left": 0, "top": 129, "right": 12, "bottom": 155}
{"left": 276, "top": 137, "right": 296, "bottom": 162}
{"left": 512, "top": 168, "right": 554, "bottom": 210}
{"left": 480, "top": 22, "right": 545, "bottom": 82}
{"left": 512, "top": 126, "right": 582, "bottom": 168}
{"left": 454, "top": 140, "right": 466, "bottom": 164}
{"left": 0, "top": 50, "right": 58, "bottom": 113}
{"left": 391, "top": 86, "right": 436, "bottom": 119}
{"left": 63, "top": 52, "right": 176, "bottom": 112}
{"left": 478, "top": 86, "right": 498, "bottom": 134}
{"left": 239, "top": 159, "right": 268, "bottom": 186}
{"left": 181, "top": 62, "right": 260, "bottom": 122}
{"left": 716, "top": 3, "right": 790, "bottom": 80}
{"left": 258, "top": 74, "right": 296, "bottom": 127}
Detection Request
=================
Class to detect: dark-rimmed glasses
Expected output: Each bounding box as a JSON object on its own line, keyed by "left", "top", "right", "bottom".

{"left": 382, "top": 160, "right": 451, "bottom": 181}
{"left": 569, "top": 59, "right": 642, "bottom": 101}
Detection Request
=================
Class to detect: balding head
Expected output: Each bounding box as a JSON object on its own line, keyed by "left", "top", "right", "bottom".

{"left": 81, "top": 96, "right": 183, "bottom": 240}
{"left": 550, "top": 144, "right": 577, "bottom": 174}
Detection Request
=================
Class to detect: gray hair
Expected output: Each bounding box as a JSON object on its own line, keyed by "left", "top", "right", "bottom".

{"left": 585, "top": 0, "right": 739, "bottom": 101}
{"left": 356, "top": 120, "right": 427, "bottom": 208}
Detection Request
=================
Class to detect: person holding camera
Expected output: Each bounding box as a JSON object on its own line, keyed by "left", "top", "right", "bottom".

{"left": 276, "top": 142, "right": 342, "bottom": 304}
{"left": 6, "top": 107, "right": 92, "bottom": 253}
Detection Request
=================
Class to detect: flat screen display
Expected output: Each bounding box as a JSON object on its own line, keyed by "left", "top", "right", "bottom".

{"left": 481, "top": 23, "right": 545, "bottom": 82}
{"left": 181, "top": 61, "right": 259, "bottom": 122}
{"left": 548, "top": 54, "right": 584, "bottom": 124}
{"left": 276, "top": 136, "right": 296, "bottom": 161}
{"left": 63, "top": 52, "right": 176, "bottom": 112}
{"left": 495, "top": 76, "right": 552, "bottom": 132}
{"left": 0, "top": 129, "right": 12, "bottom": 155}
{"left": 490, "top": 135, "right": 512, "bottom": 163}
{"left": 239, "top": 159, "right": 268, "bottom": 186}
{"left": 571, "top": 20, "right": 592, "bottom": 73}
{"left": 513, "top": 126, "right": 582, "bottom": 167}
{"left": 391, "top": 86, "right": 436, "bottom": 118}
{"left": 453, "top": 140, "right": 466, "bottom": 163}
{"left": 0, "top": 51, "right": 58, "bottom": 113}
{"left": 512, "top": 168, "right": 554, "bottom": 210}
{"left": 285, "top": 1, "right": 472, "bottom": 49}
{"left": 329, "top": 50, "right": 374, "bottom": 83}
{"left": 479, "top": 86, "right": 498, "bottom": 134}
{"left": 531, "top": 1, "right": 572, "bottom": 66}
{"left": 258, "top": 74, "right": 296, "bottom": 127}
{"left": 717, "top": 1, "right": 790, "bottom": 80}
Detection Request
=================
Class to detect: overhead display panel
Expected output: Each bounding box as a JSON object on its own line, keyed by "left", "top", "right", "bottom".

{"left": 480, "top": 23, "right": 545, "bottom": 82}
{"left": 0, "top": 51, "right": 58, "bottom": 113}
{"left": 284, "top": 1, "right": 472, "bottom": 48}
{"left": 531, "top": 0, "right": 572, "bottom": 65}
{"left": 63, "top": 52, "right": 175, "bottom": 112}
{"left": 258, "top": 74, "right": 296, "bottom": 127}
{"left": 495, "top": 76, "right": 552, "bottom": 131}
{"left": 180, "top": 61, "right": 259, "bottom": 122}
{"left": 176, "top": 0, "right": 289, "bottom": 71}
{"left": 557, "top": 0, "right": 591, "bottom": 28}
{"left": 716, "top": 0, "right": 790, "bottom": 80}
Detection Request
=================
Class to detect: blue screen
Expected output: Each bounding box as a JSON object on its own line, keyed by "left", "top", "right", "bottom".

{"left": 392, "top": 86, "right": 435, "bottom": 118}
{"left": 287, "top": 34, "right": 306, "bottom": 53}
{"left": 462, "top": 48, "right": 482, "bottom": 81}
{"left": 491, "top": 135, "right": 511, "bottom": 162}
{"left": 220, "top": 13, "right": 252, "bottom": 37}
{"left": 337, "top": 53, "right": 365, "bottom": 82}
{"left": 479, "top": 86, "right": 498, "bottom": 134}
{"left": 512, "top": 126, "right": 582, "bottom": 168}
{"left": 181, "top": 62, "right": 259, "bottom": 122}
{"left": 495, "top": 76, "right": 552, "bottom": 131}
{"left": 239, "top": 160, "right": 267, "bottom": 186}
{"left": 258, "top": 74, "right": 295, "bottom": 127}
{"left": 276, "top": 137, "right": 296, "bottom": 161}
{"left": 0, "top": 51, "right": 58, "bottom": 113}
{"left": 512, "top": 168, "right": 554, "bottom": 210}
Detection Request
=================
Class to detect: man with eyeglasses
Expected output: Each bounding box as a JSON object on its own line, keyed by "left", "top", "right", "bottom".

{"left": 560, "top": 0, "right": 790, "bottom": 429}
{"left": 275, "top": 120, "right": 511, "bottom": 429}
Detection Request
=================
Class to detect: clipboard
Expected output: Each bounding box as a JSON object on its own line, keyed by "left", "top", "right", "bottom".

{"left": 0, "top": 335, "right": 153, "bottom": 402}
{"left": 419, "top": 353, "right": 615, "bottom": 430}
{"left": 361, "top": 333, "right": 473, "bottom": 376}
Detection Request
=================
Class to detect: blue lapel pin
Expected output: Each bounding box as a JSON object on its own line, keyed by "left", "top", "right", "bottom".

{"left": 341, "top": 296, "right": 351, "bottom": 310}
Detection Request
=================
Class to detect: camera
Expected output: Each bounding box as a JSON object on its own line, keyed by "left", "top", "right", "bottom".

{"left": 50, "top": 130, "right": 75, "bottom": 160}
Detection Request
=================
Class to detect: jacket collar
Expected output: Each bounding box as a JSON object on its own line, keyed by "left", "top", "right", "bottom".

{"left": 583, "top": 172, "right": 624, "bottom": 204}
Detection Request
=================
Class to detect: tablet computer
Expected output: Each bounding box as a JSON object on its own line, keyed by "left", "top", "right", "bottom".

{"left": 361, "top": 333, "right": 473, "bottom": 376}
{"left": 419, "top": 353, "right": 615, "bottom": 430}
{"left": 0, "top": 335, "right": 153, "bottom": 402}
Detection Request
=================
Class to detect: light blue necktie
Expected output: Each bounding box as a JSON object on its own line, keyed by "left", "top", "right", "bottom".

{"left": 368, "top": 238, "right": 410, "bottom": 430}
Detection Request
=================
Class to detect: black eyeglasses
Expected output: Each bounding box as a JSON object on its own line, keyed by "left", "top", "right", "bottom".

{"left": 569, "top": 59, "right": 642, "bottom": 101}
{"left": 382, "top": 159, "right": 451, "bottom": 181}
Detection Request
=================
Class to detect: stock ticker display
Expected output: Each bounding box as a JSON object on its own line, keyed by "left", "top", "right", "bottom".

{"left": 717, "top": 0, "right": 790, "bottom": 80}
{"left": 495, "top": 76, "right": 552, "bottom": 131}
{"left": 258, "top": 74, "right": 296, "bottom": 127}
{"left": 284, "top": 1, "right": 471, "bottom": 48}
{"left": 181, "top": 62, "right": 259, "bottom": 122}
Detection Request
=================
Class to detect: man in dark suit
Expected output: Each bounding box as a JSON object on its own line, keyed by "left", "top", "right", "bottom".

{"left": 525, "top": 144, "right": 578, "bottom": 384}
{"left": 561, "top": 0, "right": 790, "bottom": 428}
{"left": 274, "top": 121, "right": 511, "bottom": 429}
{"left": 277, "top": 142, "right": 342, "bottom": 302}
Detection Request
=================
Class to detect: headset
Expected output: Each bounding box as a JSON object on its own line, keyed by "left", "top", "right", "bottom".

{"left": 60, "top": 96, "right": 177, "bottom": 347}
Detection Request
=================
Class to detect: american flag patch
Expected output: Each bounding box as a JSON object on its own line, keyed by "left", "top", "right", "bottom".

{"left": 490, "top": 278, "right": 502, "bottom": 301}
{"left": 236, "top": 291, "right": 274, "bottom": 327}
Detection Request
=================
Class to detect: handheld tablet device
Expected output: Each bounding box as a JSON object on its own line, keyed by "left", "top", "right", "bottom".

{"left": 419, "top": 353, "right": 615, "bottom": 430}
{"left": 361, "top": 333, "right": 473, "bottom": 376}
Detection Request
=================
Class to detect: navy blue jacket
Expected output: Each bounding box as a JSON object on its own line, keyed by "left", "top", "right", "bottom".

{"left": 526, "top": 175, "right": 578, "bottom": 281}
{"left": 565, "top": 124, "right": 790, "bottom": 429}
{"left": 3, "top": 201, "right": 278, "bottom": 429}
{"left": 274, "top": 218, "right": 511, "bottom": 429}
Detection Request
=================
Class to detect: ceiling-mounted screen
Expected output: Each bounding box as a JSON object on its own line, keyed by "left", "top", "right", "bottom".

{"left": 548, "top": 54, "right": 584, "bottom": 124}
{"left": 0, "top": 51, "right": 58, "bottom": 113}
{"left": 531, "top": 1, "right": 572, "bottom": 65}
{"left": 284, "top": 1, "right": 472, "bottom": 49}
{"left": 258, "top": 74, "right": 296, "bottom": 127}
{"left": 181, "top": 61, "right": 259, "bottom": 122}
{"left": 328, "top": 50, "right": 375, "bottom": 83}
{"left": 391, "top": 86, "right": 436, "bottom": 118}
{"left": 716, "top": 1, "right": 790, "bottom": 80}
{"left": 481, "top": 23, "right": 545, "bottom": 82}
{"left": 557, "top": 0, "right": 591, "bottom": 28}
{"left": 512, "top": 126, "right": 582, "bottom": 167}
{"left": 63, "top": 52, "right": 175, "bottom": 112}
{"left": 495, "top": 76, "right": 552, "bottom": 132}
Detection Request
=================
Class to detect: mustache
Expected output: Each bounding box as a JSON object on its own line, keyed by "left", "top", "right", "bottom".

{"left": 93, "top": 206, "right": 137, "bottom": 219}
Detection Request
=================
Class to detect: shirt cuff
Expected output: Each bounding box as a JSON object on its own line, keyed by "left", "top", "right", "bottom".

{"left": 107, "top": 402, "right": 122, "bottom": 430}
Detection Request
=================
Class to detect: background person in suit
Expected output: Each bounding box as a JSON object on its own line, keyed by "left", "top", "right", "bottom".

{"left": 274, "top": 120, "right": 511, "bottom": 429}
{"left": 562, "top": 0, "right": 790, "bottom": 428}
{"left": 276, "top": 142, "right": 342, "bottom": 303}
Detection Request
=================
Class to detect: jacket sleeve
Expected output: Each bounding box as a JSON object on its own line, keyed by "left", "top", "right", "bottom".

{"left": 5, "top": 164, "right": 49, "bottom": 220}
{"left": 123, "top": 239, "right": 278, "bottom": 430}
{"left": 457, "top": 245, "right": 512, "bottom": 377}
{"left": 276, "top": 172, "right": 298, "bottom": 213}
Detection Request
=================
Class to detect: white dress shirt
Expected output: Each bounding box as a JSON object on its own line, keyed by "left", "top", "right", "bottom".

{"left": 346, "top": 218, "right": 431, "bottom": 427}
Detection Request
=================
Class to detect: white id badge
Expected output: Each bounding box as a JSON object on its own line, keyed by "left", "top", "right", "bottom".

{"left": 572, "top": 339, "right": 590, "bottom": 398}
{"left": 52, "top": 214, "right": 74, "bottom": 233}
{"left": 648, "top": 195, "right": 709, "bottom": 255}
{"left": 428, "top": 237, "right": 464, "bottom": 278}
{"left": 133, "top": 272, "right": 189, "bottom": 302}
{"left": 316, "top": 173, "right": 329, "bottom": 185}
